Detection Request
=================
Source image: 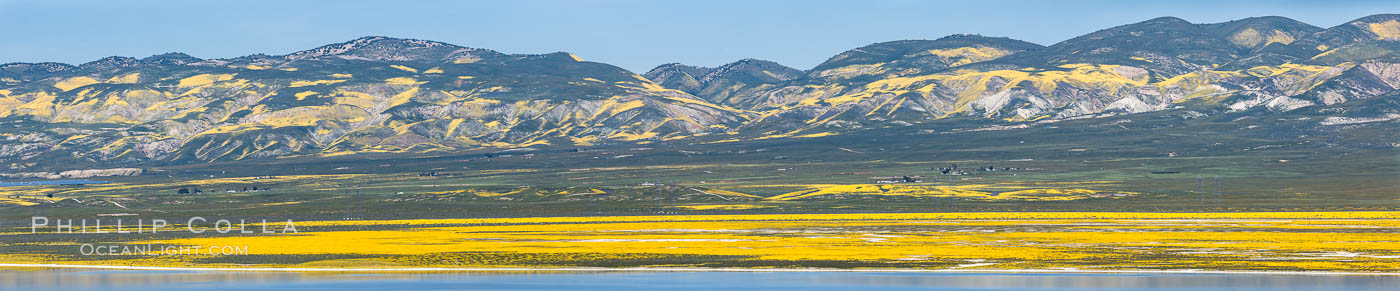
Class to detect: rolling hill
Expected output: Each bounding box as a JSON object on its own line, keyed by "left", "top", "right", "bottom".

{"left": 1, "top": 15, "right": 1398, "bottom": 172}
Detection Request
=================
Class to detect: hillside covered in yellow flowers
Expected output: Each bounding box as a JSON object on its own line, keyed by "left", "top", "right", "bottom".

{"left": 1, "top": 15, "right": 1399, "bottom": 170}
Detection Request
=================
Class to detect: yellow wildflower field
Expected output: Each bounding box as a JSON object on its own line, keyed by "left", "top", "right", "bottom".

{"left": 2, "top": 212, "right": 1397, "bottom": 271}
{"left": 751, "top": 183, "right": 1134, "bottom": 201}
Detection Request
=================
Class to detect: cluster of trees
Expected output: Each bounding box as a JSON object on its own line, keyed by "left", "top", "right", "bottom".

{"left": 176, "top": 186, "right": 269, "bottom": 194}
{"left": 934, "top": 164, "right": 1023, "bottom": 175}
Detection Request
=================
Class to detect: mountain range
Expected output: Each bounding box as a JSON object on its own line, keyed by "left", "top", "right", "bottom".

{"left": 2, "top": 14, "right": 1399, "bottom": 170}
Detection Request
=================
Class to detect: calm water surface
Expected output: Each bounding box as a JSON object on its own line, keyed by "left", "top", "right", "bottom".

{"left": 2, "top": 270, "right": 1397, "bottom": 290}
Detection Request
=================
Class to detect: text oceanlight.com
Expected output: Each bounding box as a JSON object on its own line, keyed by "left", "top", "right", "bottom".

{"left": 80, "top": 244, "right": 250, "bottom": 256}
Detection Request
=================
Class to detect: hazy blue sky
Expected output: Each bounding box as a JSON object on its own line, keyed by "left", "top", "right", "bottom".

{"left": 1, "top": 0, "right": 1397, "bottom": 72}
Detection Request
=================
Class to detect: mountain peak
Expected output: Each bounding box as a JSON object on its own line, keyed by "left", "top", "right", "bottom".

{"left": 1245, "top": 16, "right": 1308, "bottom": 23}
{"left": 727, "top": 58, "right": 786, "bottom": 67}
{"left": 1022, "top": 15, "right": 1239, "bottom": 77}
{"left": 1348, "top": 14, "right": 1400, "bottom": 24}
{"left": 284, "top": 36, "right": 488, "bottom": 63}
{"left": 140, "top": 52, "right": 204, "bottom": 65}
{"left": 0, "top": 62, "right": 75, "bottom": 76}
{"left": 812, "top": 35, "right": 1042, "bottom": 74}
{"left": 645, "top": 63, "right": 712, "bottom": 78}
{"left": 78, "top": 56, "right": 140, "bottom": 71}
{"left": 937, "top": 33, "right": 983, "bottom": 40}
{"left": 1201, "top": 16, "right": 1318, "bottom": 29}
{"left": 1198, "top": 16, "right": 1322, "bottom": 50}
{"left": 934, "top": 34, "right": 1029, "bottom": 43}
{"left": 345, "top": 36, "right": 454, "bottom": 49}
{"left": 1227, "top": 14, "right": 1400, "bottom": 68}
{"left": 1143, "top": 16, "right": 1194, "bottom": 25}
{"left": 643, "top": 63, "right": 714, "bottom": 94}
{"left": 1342, "top": 14, "right": 1400, "bottom": 40}
{"left": 704, "top": 59, "right": 801, "bottom": 83}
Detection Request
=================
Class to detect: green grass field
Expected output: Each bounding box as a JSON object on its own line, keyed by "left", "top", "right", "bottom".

{"left": 2, "top": 108, "right": 1396, "bottom": 223}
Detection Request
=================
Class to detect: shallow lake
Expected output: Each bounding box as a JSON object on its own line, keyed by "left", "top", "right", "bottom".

{"left": 1, "top": 270, "right": 1397, "bottom": 290}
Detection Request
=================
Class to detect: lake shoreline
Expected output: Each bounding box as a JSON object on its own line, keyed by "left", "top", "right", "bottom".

{"left": 3, "top": 263, "right": 1397, "bottom": 276}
